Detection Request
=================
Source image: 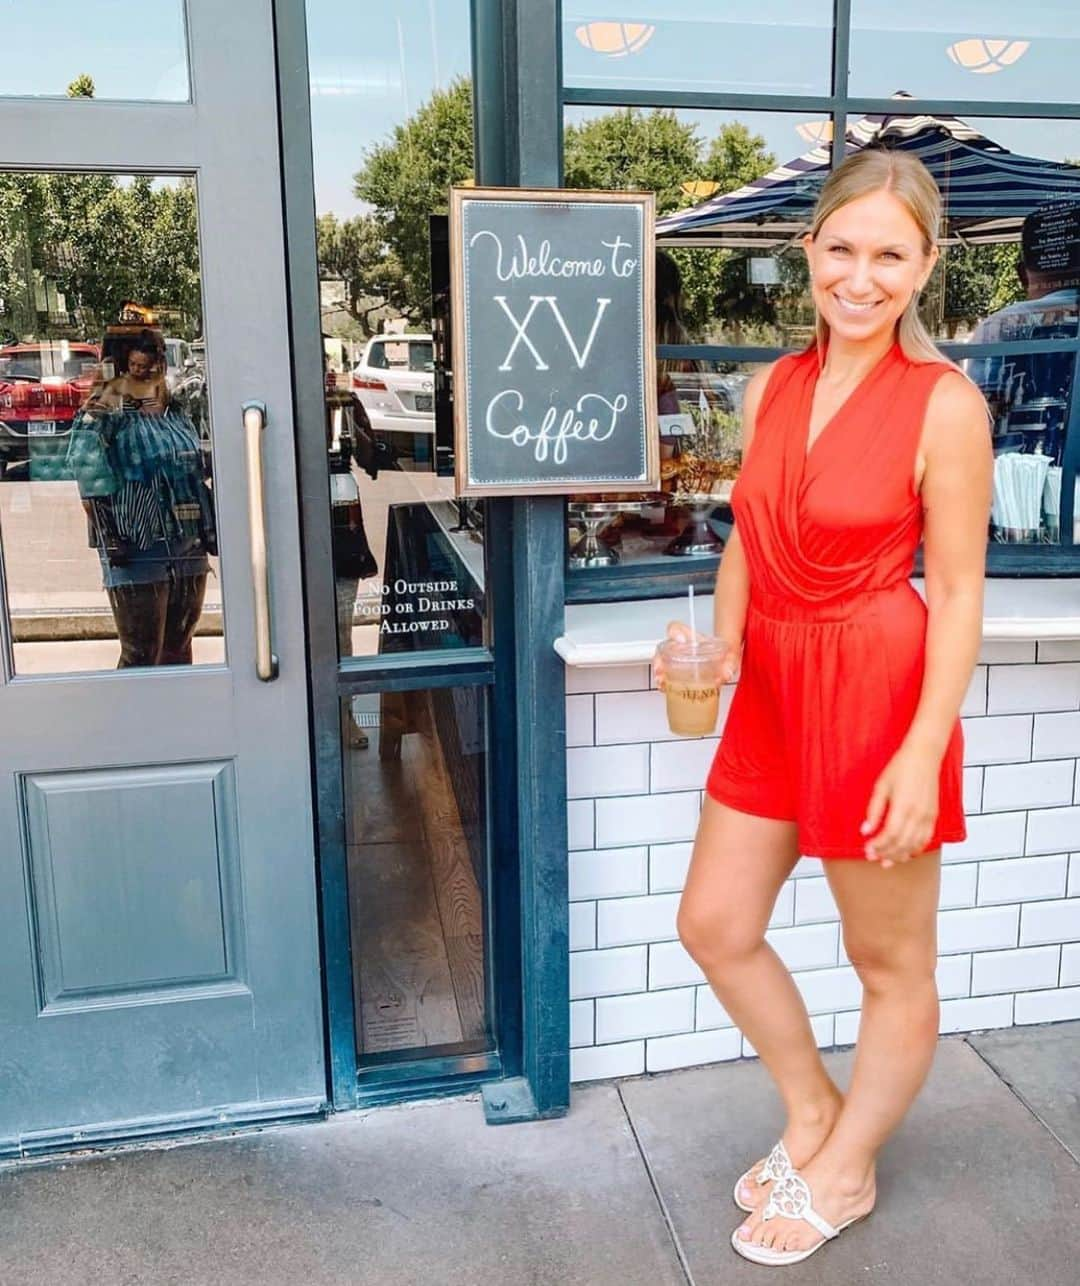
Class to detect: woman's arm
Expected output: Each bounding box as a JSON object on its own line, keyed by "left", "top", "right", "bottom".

{"left": 906, "top": 373, "right": 993, "bottom": 756}
{"left": 712, "top": 363, "right": 773, "bottom": 648}
{"left": 862, "top": 372, "right": 992, "bottom": 863}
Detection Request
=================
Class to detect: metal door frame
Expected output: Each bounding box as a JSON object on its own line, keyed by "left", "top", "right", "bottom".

{"left": 273, "top": 0, "right": 570, "bottom": 1119}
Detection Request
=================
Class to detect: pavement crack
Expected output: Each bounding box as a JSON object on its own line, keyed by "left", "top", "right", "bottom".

{"left": 964, "top": 1036, "right": 1080, "bottom": 1168}
{"left": 615, "top": 1084, "right": 697, "bottom": 1286}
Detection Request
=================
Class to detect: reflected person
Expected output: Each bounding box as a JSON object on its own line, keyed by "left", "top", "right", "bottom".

{"left": 69, "top": 330, "right": 216, "bottom": 668}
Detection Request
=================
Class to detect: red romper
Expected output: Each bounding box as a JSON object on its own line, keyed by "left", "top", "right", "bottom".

{"left": 705, "top": 342, "right": 967, "bottom": 859}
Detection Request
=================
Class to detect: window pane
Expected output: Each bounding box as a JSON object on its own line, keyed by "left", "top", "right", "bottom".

{"left": 306, "top": 0, "right": 483, "bottom": 658}
{"left": 566, "top": 107, "right": 829, "bottom": 346}
{"left": 0, "top": 173, "right": 219, "bottom": 675}
{"left": 562, "top": 2, "right": 834, "bottom": 97}
{"left": 850, "top": 1, "right": 1080, "bottom": 104}
{"left": 568, "top": 363, "right": 766, "bottom": 570}
{"left": 1, "top": 1, "right": 189, "bottom": 101}
{"left": 342, "top": 687, "right": 493, "bottom": 1061}
{"left": 963, "top": 347, "right": 1076, "bottom": 545}
{"left": 837, "top": 116, "right": 1080, "bottom": 344}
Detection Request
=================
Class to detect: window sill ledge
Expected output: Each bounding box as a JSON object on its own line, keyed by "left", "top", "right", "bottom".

{"left": 555, "top": 578, "right": 1080, "bottom": 666}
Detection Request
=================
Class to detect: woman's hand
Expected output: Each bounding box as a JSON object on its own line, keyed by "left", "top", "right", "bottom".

{"left": 860, "top": 741, "right": 941, "bottom": 867}
{"left": 651, "top": 621, "right": 741, "bottom": 689}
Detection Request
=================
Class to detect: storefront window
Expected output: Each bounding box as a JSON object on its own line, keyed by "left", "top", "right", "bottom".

{"left": 307, "top": 0, "right": 483, "bottom": 658}
{"left": 850, "top": 2, "right": 1080, "bottom": 104}
{"left": 0, "top": 171, "right": 219, "bottom": 675}
{"left": 565, "top": 107, "right": 827, "bottom": 348}
{"left": 0, "top": 1, "right": 189, "bottom": 101}
{"left": 567, "top": 362, "right": 765, "bottom": 570}
{"left": 561, "top": 2, "right": 834, "bottom": 98}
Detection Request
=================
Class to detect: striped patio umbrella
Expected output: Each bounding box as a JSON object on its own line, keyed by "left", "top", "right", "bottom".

{"left": 656, "top": 105, "right": 1080, "bottom": 248}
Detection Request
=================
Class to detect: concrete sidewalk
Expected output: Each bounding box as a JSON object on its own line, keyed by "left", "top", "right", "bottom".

{"left": 2, "top": 1024, "right": 1078, "bottom": 1285}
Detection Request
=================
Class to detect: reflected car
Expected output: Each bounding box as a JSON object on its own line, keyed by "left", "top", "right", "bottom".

{"left": 163, "top": 336, "right": 196, "bottom": 394}
{"left": 351, "top": 333, "right": 435, "bottom": 436}
{"left": 0, "top": 341, "right": 100, "bottom": 477}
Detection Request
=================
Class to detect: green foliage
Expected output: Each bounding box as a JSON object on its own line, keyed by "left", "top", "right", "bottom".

{"left": 940, "top": 242, "right": 1025, "bottom": 335}
{"left": 563, "top": 108, "right": 701, "bottom": 214}
{"left": 317, "top": 211, "right": 409, "bottom": 337}
{"left": 564, "top": 110, "right": 776, "bottom": 337}
{"left": 66, "top": 74, "right": 95, "bottom": 98}
{"left": 353, "top": 77, "right": 474, "bottom": 320}
{"left": 0, "top": 173, "right": 202, "bottom": 340}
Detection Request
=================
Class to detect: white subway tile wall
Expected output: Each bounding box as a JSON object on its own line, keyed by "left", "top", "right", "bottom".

{"left": 565, "top": 645, "right": 1080, "bottom": 1081}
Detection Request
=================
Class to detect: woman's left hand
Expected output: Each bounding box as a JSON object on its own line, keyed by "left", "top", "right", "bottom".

{"left": 860, "top": 742, "right": 940, "bottom": 867}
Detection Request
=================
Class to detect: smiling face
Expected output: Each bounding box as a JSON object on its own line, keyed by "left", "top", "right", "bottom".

{"left": 803, "top": 187, "right": 939, "bottom": 347}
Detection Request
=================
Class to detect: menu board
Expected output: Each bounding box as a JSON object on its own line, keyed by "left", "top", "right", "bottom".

{"left": 449, "top": 186, "right": 658, "bottom": 497}
{"left": 1022, "top": 203, "right": 1080, "bottom": 295}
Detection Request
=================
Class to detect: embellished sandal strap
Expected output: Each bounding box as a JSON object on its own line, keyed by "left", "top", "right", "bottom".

{"left": 757, "top": 1139, "right": 793, "bottom": 1185}
{"left": 761, "top": 1171, "right": 839, "bottom": 1241}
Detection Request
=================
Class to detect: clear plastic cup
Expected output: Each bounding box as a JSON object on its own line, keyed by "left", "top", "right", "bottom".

{"left": 655, "top": 635, "right": 728, "bottom": 736}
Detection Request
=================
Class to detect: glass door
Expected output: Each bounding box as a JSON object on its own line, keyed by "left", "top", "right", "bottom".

{"left": 0, "top": 0, "right": 325, "bottom": 1148}
{"left": 301, "top": 0, "right": 502, "bottom": 1096}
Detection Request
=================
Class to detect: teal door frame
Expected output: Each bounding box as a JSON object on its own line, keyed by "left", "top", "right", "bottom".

{"left": 274, "top": 0, "right": 570, "bottom": 1120}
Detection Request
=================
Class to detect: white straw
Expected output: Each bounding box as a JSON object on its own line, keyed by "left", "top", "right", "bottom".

{"left": 688, "top": 583, "right": 697, "bottom": 638}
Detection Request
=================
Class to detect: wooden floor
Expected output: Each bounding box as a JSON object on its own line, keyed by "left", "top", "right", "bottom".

{"left": 344, "top": 692, "right": 488, "bottom": 1058}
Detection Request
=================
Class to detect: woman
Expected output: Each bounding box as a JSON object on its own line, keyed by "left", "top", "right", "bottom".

{"left": 71, "top": 330, "right": 216, "bottom": 667}
{"left": 656, "top": 149, "right": 992, "bottom": 1266}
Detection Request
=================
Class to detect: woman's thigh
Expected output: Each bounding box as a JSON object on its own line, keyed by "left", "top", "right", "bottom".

{"left": 824, "top": 851, "right": 941, "bottom": 973}
{"left": 679, "top": 795, "right": 801, "bottom": 951}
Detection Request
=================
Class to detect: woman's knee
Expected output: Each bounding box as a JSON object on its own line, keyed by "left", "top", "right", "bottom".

{"left": 844, "top": 933, "right": 936, "bottom": 995}
{"left": 676, "top": 895, "right": 765, "bottom": 967}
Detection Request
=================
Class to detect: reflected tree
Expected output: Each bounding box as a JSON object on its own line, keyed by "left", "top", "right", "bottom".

{"left": 353, "top": 77, "right": 474, "bottom": 323}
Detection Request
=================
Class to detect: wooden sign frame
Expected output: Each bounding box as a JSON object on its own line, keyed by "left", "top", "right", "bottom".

{"left": 449, "top": 185, "right": 659, "bottom": 497}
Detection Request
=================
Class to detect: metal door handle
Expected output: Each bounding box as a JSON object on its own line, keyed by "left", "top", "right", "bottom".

{"left": 243, "top": 401, "right": 279, "bottom": 681}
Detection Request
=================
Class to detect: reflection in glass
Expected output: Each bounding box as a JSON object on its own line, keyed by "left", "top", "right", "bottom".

{"left": 566, "top": 363, "right": 763, "bottom": 569}
{"left": 964, "top": 347, "right": 1077, "bottom": 545}
{"left": 567, "top": 107, "right": 827, "bottom": 347}
{"left": 1, "top": 1, "right": 189, "bottom": 101}
{"left": 562, "top": 2, "right": 833, "bottom": 97}
{"left": 306, "top": 0, "right": 483, "bottom": 657}
{"left": 0, "top": 173, "right": 219, "bottom": 674}
{"left": 850, "top": 2, "right": 1080, "bottom": 104}
{"left": 342, "top": 688, "right": 492, "bottom": 1060}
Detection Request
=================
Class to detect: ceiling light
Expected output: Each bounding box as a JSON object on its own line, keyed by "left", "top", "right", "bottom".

{"left": 574, "top": 22, "right": 656, "bottom": 58}
{"left": 946, "top": 37, "right": 1030, "bottom": 74}
{"left": 680, "top": 180, "right": 720, "bottom": 200}
{"left": 796, "top": 121, "right": 833, "bottom": 145}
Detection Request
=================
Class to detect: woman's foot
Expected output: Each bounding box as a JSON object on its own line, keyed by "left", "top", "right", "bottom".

{"left": 736, "top": 1090, "right": 844, "bottom": 1210}
{"left": 735, "top": 1155, "right": 876, "bottom": 1255}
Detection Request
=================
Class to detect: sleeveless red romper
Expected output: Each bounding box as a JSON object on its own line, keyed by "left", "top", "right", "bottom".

{"left": 705, "top": 342, "right": 967, "bottom": 859}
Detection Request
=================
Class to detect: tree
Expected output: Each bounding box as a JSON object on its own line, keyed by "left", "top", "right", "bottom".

{"left": 353, "top": 77, "right": 474, "bottom": 321}
{"left": 317, "top": 211, "right": 409, "bottom": 337}
{"left": 939, "top": 243, "right": 1025, "bottom": 337}
{"left": 67, "top": 74, "right": 95, "bottom": 99}
{"left": 0, "top": 172, "right": 202, "bottom": 340}
{"left": 563, "top": 109, "right": 776, "bottom": 335}
{"left": 563, "top": 108, "right": 701, "bottom": 214}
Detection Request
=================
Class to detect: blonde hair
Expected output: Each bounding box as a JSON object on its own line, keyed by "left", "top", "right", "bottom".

{"left": 809, "top": 148, "right": 957, "bottom": 369}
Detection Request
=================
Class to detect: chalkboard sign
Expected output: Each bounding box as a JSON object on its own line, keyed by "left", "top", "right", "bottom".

{"left": 450, "top": 186, "right": 658, "bottom": 496}
{"left": 1022, "top": 203, "right": 1080, "bottom": 295}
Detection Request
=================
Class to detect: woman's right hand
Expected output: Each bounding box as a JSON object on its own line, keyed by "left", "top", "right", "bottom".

{"left": 651, "top": 621, "right": 741, "bottom": 689}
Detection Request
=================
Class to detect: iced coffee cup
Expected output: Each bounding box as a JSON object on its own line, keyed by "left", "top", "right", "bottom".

{"left": 656, "top": 636, "right": 727, "bottom": 736}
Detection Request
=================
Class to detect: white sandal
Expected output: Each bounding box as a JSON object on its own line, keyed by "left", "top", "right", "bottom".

{"left": 730, "top": 1169, "right": 871, "bottom": 1266}
{"left": 732, "top": 1138, "right": 792, "bottom": 1212}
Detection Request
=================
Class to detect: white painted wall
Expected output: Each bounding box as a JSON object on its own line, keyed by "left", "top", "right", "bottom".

{"left": 564, "top": 639, "right": 1080, "bottom": 1083}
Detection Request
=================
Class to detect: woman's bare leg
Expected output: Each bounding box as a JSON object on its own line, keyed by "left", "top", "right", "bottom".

{"left": 679, "top": 796, "right": 844, "bottom": 1204}
{"left": 738, "top": 849, "right": 941, "bottom": 1252}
